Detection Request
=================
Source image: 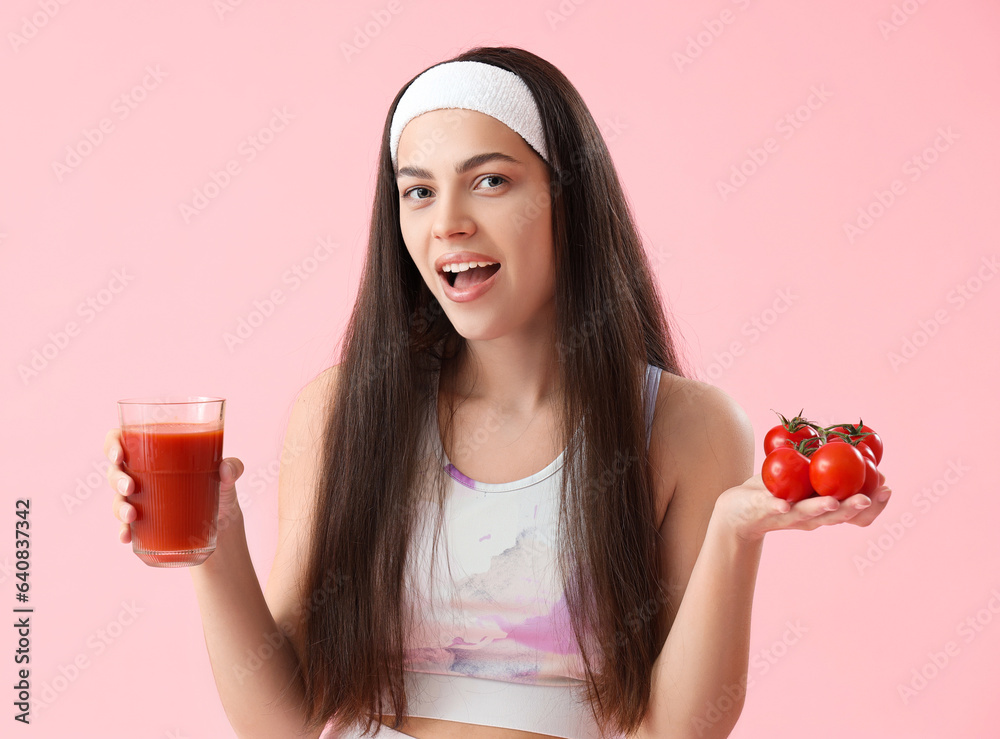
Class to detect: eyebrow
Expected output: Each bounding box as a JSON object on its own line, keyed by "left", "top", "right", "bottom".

{"left": 395, "top": 152, "right": 523, "bottom": 180}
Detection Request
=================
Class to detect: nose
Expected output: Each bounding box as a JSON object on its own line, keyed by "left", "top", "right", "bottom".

{"left": 430, "top": 188, "right": 476, "bottom": 241}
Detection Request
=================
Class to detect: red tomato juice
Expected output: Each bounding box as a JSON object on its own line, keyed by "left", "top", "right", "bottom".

{"left": 121, "top": 422, "right": 224, "bottom": 566}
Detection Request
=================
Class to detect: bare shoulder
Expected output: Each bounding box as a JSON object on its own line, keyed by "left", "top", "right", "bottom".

{"left": 297, "top": 363, "right": 342, "bottom": 417}
{"left": 278, "top": 363, "right": 342, "bottom": 513}
{"left": 649, "top": 372, "right": 756, "bottom": 527}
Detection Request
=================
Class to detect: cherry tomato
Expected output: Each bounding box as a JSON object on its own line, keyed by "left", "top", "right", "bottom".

{"left": 828, "top": 423, "right": 883, "bottom": 465}
{"left": 857, "top": 442, "right": 877, "bottom": 466}
{"left": 762, "top": 448, "right": 814, "bottom": 503}
{"left": 858, "top": 455, "right": 880, "bottom": 498}
{"left": 858, "top": 425, "right": 883, "bottom": 465}
{"left": 809, "top": 443, "right": 866, "bottom": 501}
{"left": 764, "top": 415, "right": 820, "bottom": 456}
{"left": 826, "top": 435, "right": 876, "bottom": 465}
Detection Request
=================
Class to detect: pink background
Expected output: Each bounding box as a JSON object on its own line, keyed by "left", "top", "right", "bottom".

{"left": 3, "top": 1, "right": 999, "bottom": 737}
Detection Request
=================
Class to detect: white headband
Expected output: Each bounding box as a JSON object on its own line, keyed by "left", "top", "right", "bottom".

{"left": 389, "top": 60, "right": 550, "bottom": 169}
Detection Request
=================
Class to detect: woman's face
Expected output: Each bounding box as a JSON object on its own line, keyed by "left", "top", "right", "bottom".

{"left": 396, "top": 109, "right": 555, "bottom": 342}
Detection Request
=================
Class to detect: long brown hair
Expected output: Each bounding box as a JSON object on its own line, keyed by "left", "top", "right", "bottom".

{"left": 298, "top": 45, "right": 691, "bottom": 737}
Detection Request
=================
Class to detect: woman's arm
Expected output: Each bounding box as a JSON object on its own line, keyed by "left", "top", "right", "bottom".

{"left": 635, "top": 377, "right": 891, "bottom": 738}
{"left": 634, "top": 378, "right": 758, "bottom": 739}
{"left": 188, "top": 503, "right": 317, "bottom": 738}
{"left": 187, "top": 366, "right": 341, "bottom": 738}
{"left": 638, "top": 507, "right": 763, "bottom": 739}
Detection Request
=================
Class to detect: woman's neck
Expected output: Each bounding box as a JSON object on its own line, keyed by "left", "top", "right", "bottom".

{"left": 442, "top": 345, "right": 565, "bottom": 415}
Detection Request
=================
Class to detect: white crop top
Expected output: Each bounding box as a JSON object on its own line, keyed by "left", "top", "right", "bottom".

{"left": 396, "top": 363, "right": 664, "bottom": 738}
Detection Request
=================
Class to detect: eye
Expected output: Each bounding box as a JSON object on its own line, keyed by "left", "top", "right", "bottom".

{"left": 402, "top": 186, "right": 433, "bottom": 201}
{"left": 477, "top": 175, "right": 508, "bottom": 191}
{"left": 401, "top": 175, "right": 509, "bottom": 201}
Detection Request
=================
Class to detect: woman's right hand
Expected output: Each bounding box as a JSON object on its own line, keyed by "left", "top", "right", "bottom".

{"left": 104, "top": 428, "right": 245, "bottom": 545}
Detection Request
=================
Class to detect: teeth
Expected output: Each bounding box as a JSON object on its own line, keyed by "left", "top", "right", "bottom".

{"left": 441, "top": 261, "right": 498, "bottom": 273}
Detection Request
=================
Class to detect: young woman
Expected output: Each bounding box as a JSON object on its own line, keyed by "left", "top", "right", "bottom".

{"left": 106, "top": 46, "right": 892, "bottom": 739}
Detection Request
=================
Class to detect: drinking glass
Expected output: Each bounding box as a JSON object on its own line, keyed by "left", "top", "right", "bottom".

{"left": 117, "top": 396, "right": 225, "bottom": 567}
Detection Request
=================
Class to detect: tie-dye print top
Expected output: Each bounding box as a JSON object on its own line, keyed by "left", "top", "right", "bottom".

{"left": 399, "top": 363, "right": 663, "bottom": 738}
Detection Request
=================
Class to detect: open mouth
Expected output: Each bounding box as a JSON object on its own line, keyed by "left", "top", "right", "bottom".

{"left": 443, "top": 263, "right": 501, "bottom": 289}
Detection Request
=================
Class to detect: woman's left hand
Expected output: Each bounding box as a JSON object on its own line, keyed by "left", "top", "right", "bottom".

{"left": 714, "top": 470, "right": 892, "bottom": 545}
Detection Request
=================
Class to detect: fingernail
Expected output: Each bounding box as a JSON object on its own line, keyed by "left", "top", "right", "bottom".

{"left": 109, "top": 448, "right": 119, "bottom": 464}
{"left": 223, "top": 461, "right": 232, "bottom": 477}
{"left": 856, "top": 500, "right": 871, "bottom": 509}
{"left": 121, "top": 504, "right": 131, "bottom": 521}
{"left": 876, "top": 491, "right": 890, "bottom": 503}
{"left": 118, "top": 478, "right": 129, "bottom": 495}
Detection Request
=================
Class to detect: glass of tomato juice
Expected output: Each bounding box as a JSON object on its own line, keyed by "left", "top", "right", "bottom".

{"left": 117, "top": 396, "right": 225, "bottom": 567}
